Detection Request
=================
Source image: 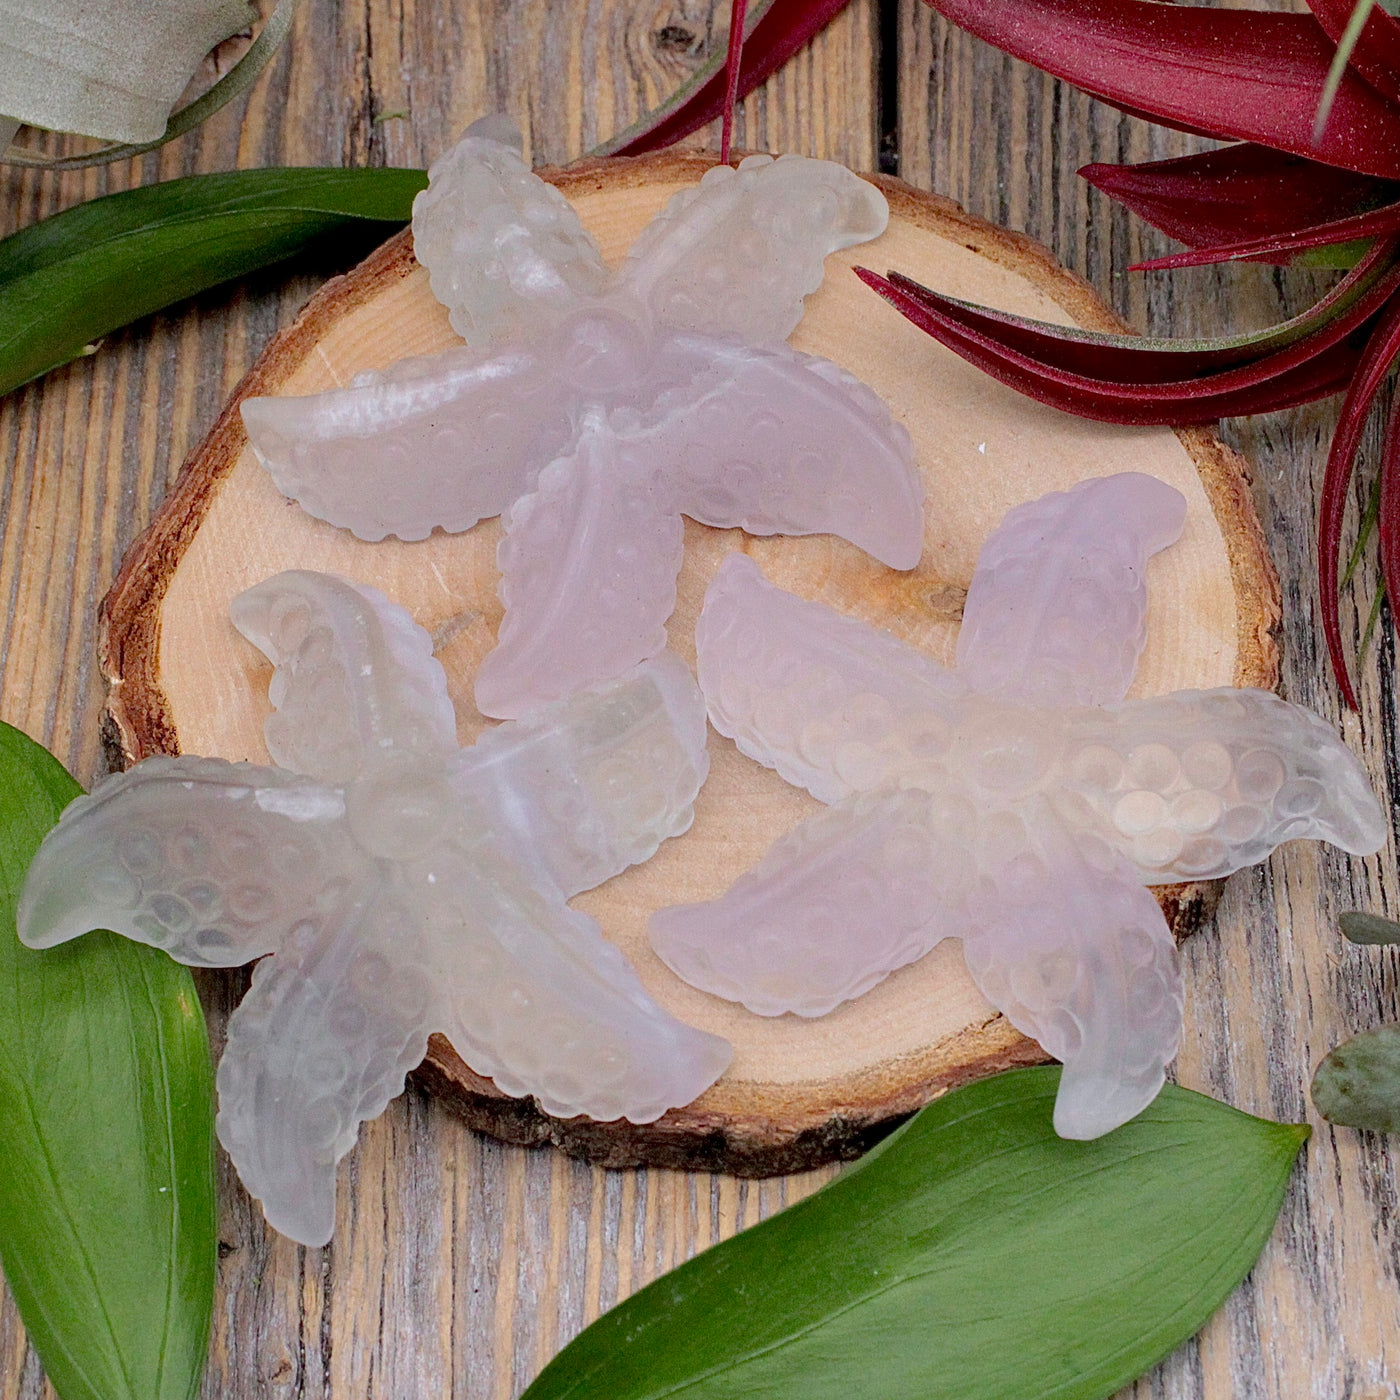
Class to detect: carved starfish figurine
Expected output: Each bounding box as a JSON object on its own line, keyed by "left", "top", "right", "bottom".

{"left": 240, "top": 116, "right": 924, "bottom": 719}
{"left": 650, "top": 473, "right": 1387, "bottom": 1140}
{"left": 18, "top": 571, "right": 730, "bottom": 1245}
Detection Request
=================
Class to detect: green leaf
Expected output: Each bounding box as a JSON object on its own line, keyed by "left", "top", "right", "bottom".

{"left": 1312, "top": 1025, "right": 1400, "bottom": 1131}
{"left": 525, "top": 1069, "right": 1306, "bottom": 1400}
{"left": 0, "top": 166, "right": 427, "bottom": 398}
{"left": 1314, "top": 0, "right": 1378, "bottom": 141}
{"left": 1339, "top": 910, "right": 1400, "bottom": 944}
{"left": 0, "top": 724, "right": 216, "bottom": 1400}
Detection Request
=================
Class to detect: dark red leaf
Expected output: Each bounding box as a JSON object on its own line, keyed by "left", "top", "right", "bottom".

{"left": 921, "top": 0, "right": 1400, "bottom": 179}
{"left": 1308, "top": 0, "right": 1400, "bottom": 106}
{"left": 859, "top": 238, "right": 1400, "bottom": 379}
{"left": 1131, "top": 200, "right": 1400, "bottom": 271}
{"left": 598, "top": 0, "right": 856, "bottom": 156}
{"left": 1319, "top": 296, "right": 1400, "bottom": 706}
{"left": 1082, "top": 146, "right": 1400, "bottom": 260}
{"left": 858, "top": 266, "right": 1371, "bottom": 424}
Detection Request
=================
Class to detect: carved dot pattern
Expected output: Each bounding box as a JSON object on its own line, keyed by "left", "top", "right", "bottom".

{"left": 654, "top": 483, "right": 1385, "bottom": 1141}
{"left": 411, "top": 122, "right": 610, "bottom": 348}
{"left": 18, "top": 576, "right": 729, "bottom": 1245}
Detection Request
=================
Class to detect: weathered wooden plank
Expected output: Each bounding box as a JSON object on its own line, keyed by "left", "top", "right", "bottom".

{"left": 897, "top": 4, "right": 1400, "bottom": 1398}
{"left": 0, "top": 3, "right": 877, "bottom": 1397}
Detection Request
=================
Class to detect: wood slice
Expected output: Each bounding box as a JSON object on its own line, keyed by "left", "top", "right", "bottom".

{"left": 100, "top": 150, "right": 1279, "bottom": 1176}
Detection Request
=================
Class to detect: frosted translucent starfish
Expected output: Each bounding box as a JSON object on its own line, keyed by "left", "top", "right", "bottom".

{"left": 241, "top": 116, "right": 923, "bottom": 718}
{"left": 651, "top": 473, "right": 1387, "bottom": 1140}
{"left": 18, "top": 571, "right": 730, "bottom": 1246}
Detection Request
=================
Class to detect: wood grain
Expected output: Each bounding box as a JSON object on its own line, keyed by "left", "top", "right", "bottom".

{"left": 0, "top": 0, "right": 1392, "bottom": 1397}
{"left": 0, "top": 5, "right": 880, "bottom": 1399}
{"left": 897, "top": 4, "right": 1400, "bottom": 1399}
{"left": 103, "top": 155, "right": 1274, "bottom": 1175}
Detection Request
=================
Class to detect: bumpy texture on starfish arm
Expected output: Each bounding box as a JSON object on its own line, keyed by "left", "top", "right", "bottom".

{"left": 422, "top": 848, "right": 731, "bottom": 1126}
{"left": 956, "top": 472, "right": 1187, "bottom": 707}
{"left": 653, "top": 477, "right": 1386, "bottom": 1139}
{"left": 652, "top": 787, "right": 958, "bottom": 1017}
{"left": 19, "top": 571, "right": 729, "bottom": 1244}
{"left": 231, "top": 570, "right": 460, "bottom": 782}
{"left": 242, "top": 122, "right": 914, "bottom": 591}
{"left": 215, "top": 888, "right": 433, "bottom": 1246}
{"left": 476, "top": 414, "right": 686, "bottom": 719}
{"left": 474, "top": 333, "right": 923, "bottom": 718}
{"left": 696, "top": 553, "right": 967, "bottom": 804}
{"left": 959, "top": 807, "right": 1183, "bottom": 1141}
{"left": 1058, "top": 687, "right": 1388, "bottom": 881}
{"left": 617, "top": 153, "right": 890, "bottom": 343}
{"left": 17, "top": 755, "right": 358, "bottom": 968}
{"left": 411, "top": 115, "right": 611, "bottom": 347}
{"left": 632, "top": 337, "right": 922, "bottom": 568}
{"left": 240, "top": 346, "right": 576, "bottom": 541}
{"left": 455, "top": 649, "right": 710, "bottom": 897}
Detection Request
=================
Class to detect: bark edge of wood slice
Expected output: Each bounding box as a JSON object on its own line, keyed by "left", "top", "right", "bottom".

{"left": 99, "top": 151, "right": 1280, "bottom": 1177}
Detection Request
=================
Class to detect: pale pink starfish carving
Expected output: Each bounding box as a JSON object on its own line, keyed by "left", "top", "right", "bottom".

{"left": 240, "top": 117, "right": 924, "bottom": 719}
{"left": 650, "top": 474, "right": 1386, "bottom": 1139}
{"left": 19, "top": 571, "right": 729, "bottom": 1245}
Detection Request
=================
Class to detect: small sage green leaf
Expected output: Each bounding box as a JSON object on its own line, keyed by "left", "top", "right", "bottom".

{"left": 1312, "top": 1025, "right": 1400, "bottom": 1132}
{"left": 1339, "top": 911, "right": 1400, "bottom": 945}
{"left": 525, "top": 1069, "right": 1306, "bottom": 1400}
{"left": 0, "top": 166, "right": 428, "bottom": 398}
{"left": 0, "top": 723, "right": 215, "bottom": 1400}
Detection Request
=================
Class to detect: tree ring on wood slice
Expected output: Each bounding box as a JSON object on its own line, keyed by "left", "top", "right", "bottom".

{"left": 100, "top": 151, "right": 1280, "bottom": 1176}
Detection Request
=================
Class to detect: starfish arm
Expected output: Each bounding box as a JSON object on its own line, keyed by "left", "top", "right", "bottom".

{"left": 616, "top": 154, "right": 888, "bottom": 343}
{"left": 959, "top": 804, "right": 1183, "bottom": 1141}
{"left": 696, "top": 555, "right": 967, "bottom": 804}
{"left": 474, "top": 415, "right": 685, "bottom": 720}
{"left": 411, "top": 117, "right": 610, "bottom": 348}
{"left": 419, "top": 846, "right": 732, "bottom": 1126}
{"left": 453, "top": 653, "right": 709, "bottom": 899}
{"left": 240, "top": 344, "right": 578, "bottom": 541}
{"left": 214, "top": 879, "right": 426, "bottom": 1248}
{"left": 650, "top": 788, "right": 960, "bottom": 1017}
{"left": 956, "top": 473, "right": 1187, "bottom": 708}
{"left": 231, "top": 571, "right": 459, "bottom": 786}
{"left": 1056, "top": 687, "right": 1388, "bottom": 882}
{"left": 638, "top": 336, "right": 923, "bottom": 570}
{"left": 17, "top": 756, "right": 358, "bottom": 968}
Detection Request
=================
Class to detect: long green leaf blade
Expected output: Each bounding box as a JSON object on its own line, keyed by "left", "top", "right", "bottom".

{"left": 0, "top": 724, "right": 216, "bottom": 1400}
{"left": 0, "top": 167, "right": 427, "bottom": 398}
{"left": 525, "top": 1069, "right": 1305, "bottom": 1400}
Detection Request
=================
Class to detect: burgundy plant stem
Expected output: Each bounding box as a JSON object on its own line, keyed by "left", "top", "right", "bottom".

{"left": 921, "top": 0, "right": 1400, "bottom": 178}
{"left": 1131, "top": 201, "right": 1400, "bottom": 272}
{"left": 720, "top": 0, "right": 750, "bottom": 164}
{"left": 602, "top": 0, "right": 854, "bottom": 156}
{"left": 1082, "top": 148, "right": 1398, "bottom": 255}
{"left": 1319, "top": 295, "right": 1400, "bottom": 707}
{"left": 1378, "top": 394, "right": 1400, "bottom": 650}
{"left": 1308, "top": 0, "right": 1400, "bottom": 105}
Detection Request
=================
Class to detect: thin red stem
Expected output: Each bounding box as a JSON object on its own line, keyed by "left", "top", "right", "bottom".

{"left": 720, "top": 0, "right": 750, "bottom": 164}
{"left": 1377, "top": 393, "right": 1400, "bottom": 652}
{"left": 1319, "top": 293, "right": 1400, "bottom": 708}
